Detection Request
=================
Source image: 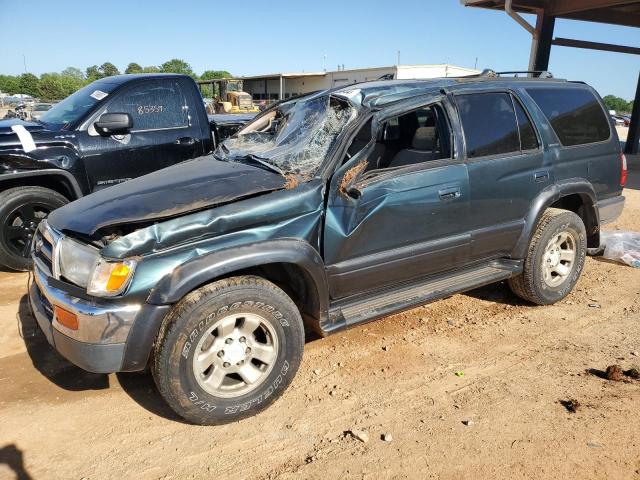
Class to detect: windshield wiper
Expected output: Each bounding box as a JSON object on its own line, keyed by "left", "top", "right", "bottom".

{"left": 235, "top": 154, "right": 285, "bottom": 177}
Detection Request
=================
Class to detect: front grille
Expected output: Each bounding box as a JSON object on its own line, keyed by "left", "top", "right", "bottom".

{"left": 33, "top": 221, "right": 58, "bottom": 277}
{"left": 40, "top": 233, "right": 53, "bottom": 261}
{"left": 34, "top": 281, "right": 54, "bottom": 321}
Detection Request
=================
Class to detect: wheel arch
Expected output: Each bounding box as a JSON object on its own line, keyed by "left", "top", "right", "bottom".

{"left": 513, "top": 178, "right": 599, "bottom": 258}
{"left": 147, "top": 239, "right": 330, "bottom": 335}
{"left": 0, "top": 170, "right": 83, "bottom": 200}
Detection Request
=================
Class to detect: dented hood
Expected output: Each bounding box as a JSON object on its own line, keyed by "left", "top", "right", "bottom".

{"left": 47, "top": 155, "right": 286, "bottom": 236}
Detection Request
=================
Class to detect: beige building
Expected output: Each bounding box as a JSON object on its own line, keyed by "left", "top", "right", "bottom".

{"left": 242, "top": 64, "right": 480, "bottom": 102}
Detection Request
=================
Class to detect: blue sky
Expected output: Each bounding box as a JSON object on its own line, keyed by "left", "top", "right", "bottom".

{"left": 1, "top": 0, "right": 638, "bottom": 99}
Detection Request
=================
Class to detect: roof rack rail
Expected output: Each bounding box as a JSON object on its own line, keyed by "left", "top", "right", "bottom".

{"left": 494, "top": 70, "right": 554, "bottom": 78}
{"left": 458, "top": 69, "right": 555, "bottom": 80}
{"left": 479, "top": 69, "right": 498, "bottom": 77}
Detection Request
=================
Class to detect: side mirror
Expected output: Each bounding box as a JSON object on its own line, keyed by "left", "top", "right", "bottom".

{"left": 94, "top": 112, "right": 132, "bottom": 136}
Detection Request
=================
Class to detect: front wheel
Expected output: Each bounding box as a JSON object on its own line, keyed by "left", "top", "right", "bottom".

{"left": 0, "top": 186, "right": 68, "bottom": 271}
{"left": 152, "top": 276, "right": 305, "bottom": 425}
{"left": 508, "top": 208, "right": 587, "bottom": 305}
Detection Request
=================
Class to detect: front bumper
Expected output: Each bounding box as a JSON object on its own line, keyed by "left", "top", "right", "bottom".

{"left": 29, "top": 229, "right": 170, "bottom": 373}
{"left": 29, "top": 269, "right": 134, "bottom": 373}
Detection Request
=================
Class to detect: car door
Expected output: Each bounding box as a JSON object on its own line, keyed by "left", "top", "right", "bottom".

{"left": 323, "top": 99, "right": 471, "bottom": 299}
{"left": 453, "top": 90, "right": 548, "bottom": 261}
{"left": 76, "top": 79, "right": 203, "bottom": 191}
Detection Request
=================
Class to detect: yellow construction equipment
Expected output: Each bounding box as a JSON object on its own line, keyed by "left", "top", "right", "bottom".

{"left": 198, "top": 79, "right": 259, "bottom": 114}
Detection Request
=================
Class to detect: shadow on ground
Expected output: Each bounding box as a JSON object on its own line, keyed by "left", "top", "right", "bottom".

{"left": 463, "top": 280, "right": 531, "bottom": 307}
{"left": 0, "top": 444, "right": 32, "bottom": 480}
{"left": 17, "top": 293, "right": 187, "bottom": 421}
{"left": 116, "top": 372, "right": 187, "bottom": 423}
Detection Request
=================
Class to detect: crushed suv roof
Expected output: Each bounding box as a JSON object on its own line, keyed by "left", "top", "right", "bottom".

{"left": 331, "top": 74, "right": 569, "bottom": 108}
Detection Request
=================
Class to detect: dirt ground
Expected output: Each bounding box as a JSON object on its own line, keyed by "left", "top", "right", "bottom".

{"left": 0, "top": 174, "right": 639, "bottom": 480}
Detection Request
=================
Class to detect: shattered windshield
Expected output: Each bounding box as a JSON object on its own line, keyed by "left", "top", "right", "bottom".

{"left": 215, "top": 94, "right": 356, "bottom": 178}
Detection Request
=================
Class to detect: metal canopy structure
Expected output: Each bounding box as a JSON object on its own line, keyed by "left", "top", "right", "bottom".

{"left": 462, "top": 0, "right": 640, "bottom": 154}
{"left": 463, "top": 0, "right": 640, "bottom": 27}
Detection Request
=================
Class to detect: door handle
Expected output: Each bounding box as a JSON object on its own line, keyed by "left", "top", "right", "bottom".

{"left": 175, "top": 136, "right": 196, "bottom": 145}
{"left": 438, "top": 187, "right": 461, "bottom": 201}
{"left": 534, "top": 171, "right": 549, "bottom": 183}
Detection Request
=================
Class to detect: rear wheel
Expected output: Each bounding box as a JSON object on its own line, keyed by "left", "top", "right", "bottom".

{"left": 152, "top": 276, "right": 305, "bottom": 425}
{"left": 0, "top": 186, "right": 68, "bottom": 271}
{"left": 508, "top": 208, "right": 586, "bottom": 305}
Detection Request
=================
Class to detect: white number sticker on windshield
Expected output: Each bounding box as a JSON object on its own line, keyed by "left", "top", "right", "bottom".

{"left": 90, "top": 90, "right": 109, "bottom": 101}
{"left": 136, "top": 105, "right": 164, "bottom": 115}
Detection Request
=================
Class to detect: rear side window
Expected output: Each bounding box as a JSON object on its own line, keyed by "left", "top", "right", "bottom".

{"left": 107, "top": 80, "right": 188, "bottom": 131}
{"left": 527, "top": 87, "right": 610, "bottom": 146}
{"left": 456, "top": 92, "right": 519, "bottom": 158}
{"left": 513, "top": 97, "right": 539, "bottom": 150}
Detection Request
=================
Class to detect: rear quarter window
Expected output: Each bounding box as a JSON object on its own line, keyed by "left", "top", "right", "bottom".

{"left": 526, "top": 87, "right": 610, "bottom": 146}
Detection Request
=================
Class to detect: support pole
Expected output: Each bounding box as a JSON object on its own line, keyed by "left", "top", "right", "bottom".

{"left": 532, "top": 14, "right": 555, "bottom": 72}
{"left": 625, "top": 71, "right": 640, "bottom": 156}
{"left": 527, "top": 13, "right": 543, "bottom": 72}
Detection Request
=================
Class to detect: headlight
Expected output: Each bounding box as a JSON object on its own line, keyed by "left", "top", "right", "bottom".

{"left": 87, "top": 258, "right": 137, "bottom": 297}
{"left": 57, "top": 237, "right": 99, "bottom": 287}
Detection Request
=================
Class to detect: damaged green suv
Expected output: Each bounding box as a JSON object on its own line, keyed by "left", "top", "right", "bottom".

{"left": 30, "top": 74, "right": 626, "bottom": 424}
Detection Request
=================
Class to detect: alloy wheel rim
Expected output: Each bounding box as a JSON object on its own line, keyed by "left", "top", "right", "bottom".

{"left": 3, "top": 203, "right": 50, "bottom": 258}
{"left": 192, "top": 312, "right": 279, "bottom": 398}
{"left": 541, "top": 231, "right": 576, "bottom": 288}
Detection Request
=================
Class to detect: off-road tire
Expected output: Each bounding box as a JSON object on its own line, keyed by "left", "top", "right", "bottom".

{"left": 0, "top": 186, "right": 68, "bottom": 271}
{"left": 508, "top": 208, "right": 586, "bottom": 305}
{"left": 152, "top": 275, "right": 305, "bottom": 425}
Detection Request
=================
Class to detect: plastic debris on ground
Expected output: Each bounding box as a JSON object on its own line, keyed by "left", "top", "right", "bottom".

{"left": 600, "top": 231, "right": 640, "bottom": 268}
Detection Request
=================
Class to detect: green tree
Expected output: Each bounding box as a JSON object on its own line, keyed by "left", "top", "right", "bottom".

{"left": 0, "top": 75, "right": 20, "bottom": 94}
{"left": 19, "top": 73, "right": 40, "bottom": 97}
{"left": 99, "top": 62, "right": 120, "bottom": 77}
{"left": 59, "top": 75, "right": 83, "bottom": 97}
{"left": 200, "top": 70, "right": 232, "bottom": 80}
{"left": 160, "top": 58, "right": 194, "bottom": 76}
{"left": 125, "top": 62, "right": 143, "bottom": 74}
{"left": 86, "top": 65, "right": 102, "bottom": 82}
{"left": 603, "top": 95, "right": 632, "bottom": 114}
{"left": 58, "top": 68, "right": 85, "bottom": 96}
{"left": 142, "top": 65, "right": 161, "bottom": 73}
{"left": 61, "top": 67, "right": 84, "bottom": 81}
{"left": 38, "top": 73, "right": 65, "bottom": 100}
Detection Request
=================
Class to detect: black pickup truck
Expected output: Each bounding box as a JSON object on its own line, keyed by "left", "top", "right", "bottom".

{"left": 0, "top": 73, "right": 252, "bottom": 270}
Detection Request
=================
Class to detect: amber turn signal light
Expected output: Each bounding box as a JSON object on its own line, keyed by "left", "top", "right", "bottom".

{"left": 106, "top": 263, "right": 131, "bottom": 292}
{"left": 54, "top": 306, "right": 78, "bottom": 330}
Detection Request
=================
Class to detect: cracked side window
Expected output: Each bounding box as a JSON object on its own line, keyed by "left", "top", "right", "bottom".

{"left": 107, "top": 80, "right": 188, "bottom": 131}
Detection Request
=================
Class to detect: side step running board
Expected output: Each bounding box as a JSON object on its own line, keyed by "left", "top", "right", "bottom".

{"left": 323, "top": 260, "right": 521, "bottom": 334}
